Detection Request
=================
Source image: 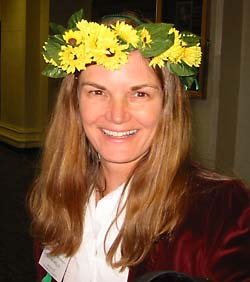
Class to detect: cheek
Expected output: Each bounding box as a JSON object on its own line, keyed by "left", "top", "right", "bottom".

{"left": 79, "top": 103, "right": 89, "bottom": 125}
{"left": 79, "top": 98, "right": 101, "bottom": 126}
{"left": 136, "top": 104, "right": 162, "bottom": 128}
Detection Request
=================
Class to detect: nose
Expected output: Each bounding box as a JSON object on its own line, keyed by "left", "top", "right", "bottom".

{"left": 105, "top": 97, "right": 130, "bottom": 124}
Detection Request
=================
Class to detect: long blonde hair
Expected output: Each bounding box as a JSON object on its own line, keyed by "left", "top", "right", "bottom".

{"left": 28, "top": 64, "right": 192, "bottom": 268}
{"left": 106, "top": 67, "right": 192, "bottom": 268}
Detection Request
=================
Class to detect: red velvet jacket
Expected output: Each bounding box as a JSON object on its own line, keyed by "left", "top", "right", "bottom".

{"left": 35, "top": 176, "right": 250, "bottom": 282}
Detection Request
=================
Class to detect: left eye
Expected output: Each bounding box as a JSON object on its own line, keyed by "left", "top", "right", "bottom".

{"left": 135, "top": 92, "right": 148, "bottom": 98}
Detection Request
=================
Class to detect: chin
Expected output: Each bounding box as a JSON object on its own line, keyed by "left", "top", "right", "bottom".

{"left": 102, "top": 157, "right": 133, "bottom": 164}
{"left": 101, "top": 153, "right": 145, "bottom": 165}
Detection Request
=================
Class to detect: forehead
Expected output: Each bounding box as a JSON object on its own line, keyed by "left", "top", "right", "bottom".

{"left": 79, "top": 51, "right": 161, "bottom": 87}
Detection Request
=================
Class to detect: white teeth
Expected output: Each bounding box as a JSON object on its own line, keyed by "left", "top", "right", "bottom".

{"left": 102, "top": 129, "right": 137, "bottom": 137}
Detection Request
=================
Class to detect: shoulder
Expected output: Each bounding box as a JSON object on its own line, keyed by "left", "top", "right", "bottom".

{"left": 187, "top": 165, "right": 250, "bottom": 231}
{"left": 189, "top": 164, "right": 250, "bottom": 204}
{"left": 177, "top": 166, "right": 250, "bottom": 280}
{"left": 129, "top": 166, "right": 250, "bottom": 280}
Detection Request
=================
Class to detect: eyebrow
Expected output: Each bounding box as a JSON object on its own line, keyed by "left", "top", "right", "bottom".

{"left": 79, "top": 82, "right": 161, "bottom": 91}
{"left": 79, "top": 82, "right": 107, "bottom": 90}
{"left": 130, "top": 84, "right": 161, "bottom": 91}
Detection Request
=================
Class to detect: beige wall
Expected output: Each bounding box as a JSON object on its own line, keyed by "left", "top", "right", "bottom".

{"left": 191, "top": 0, "right": 223, "bottom": 169}
{"left": 191, "top": 0, "right": 250, "bottom": 183}
{"left": 0, "top": 0, "right": 91, "bottom": 147}
{"left": 1, "top": 0, "right": 27, "bottom": 128}
{"left": 0, "top": 0, "right": 49, "bottom": 147}
{"left": 0, "top": 0, "right": 249, "bottom": 182}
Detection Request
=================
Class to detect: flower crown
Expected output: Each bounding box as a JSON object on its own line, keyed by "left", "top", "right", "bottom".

{"left": 42, "top": 9, "right": 202, "bottom": 89}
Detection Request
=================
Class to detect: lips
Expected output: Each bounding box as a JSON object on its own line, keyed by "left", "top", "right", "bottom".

{"left": 102, "top": 128, "right": 137, "bottom": 137}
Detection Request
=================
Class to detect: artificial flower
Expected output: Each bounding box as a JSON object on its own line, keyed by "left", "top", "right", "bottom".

{"left": 76, "top": 19, "right": 91, "bottom": 35}
{"left": 42, "top": 9, "right": 202, "bottom": 89}
{"left": 139, "top": 27, "right": 152, "bottom": 49}
{"left": 93, "top": 41, "right": 128, "bottom": 70}
{"left": 149, "top": 54, "right": 166, "bottom": 68}
{"left": 63, "top": 30, "right": 82, "bottom": 45}
{"left": 112, "top": 21, "right": 139, "bottom": 48}
{"left": 182, "top": 45, "right": 202, "bottom": 67}
{"left": 59, "top": 45, "right": 92, "bottom": 73}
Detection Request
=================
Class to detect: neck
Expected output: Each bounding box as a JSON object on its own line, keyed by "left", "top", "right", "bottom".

{"left": 100, "top": 161, "right": 137, "bottom": 194}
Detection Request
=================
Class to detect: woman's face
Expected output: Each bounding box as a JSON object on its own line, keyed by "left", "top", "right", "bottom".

{"left": 78, "top": 51, "right": 163, "bottom": 168}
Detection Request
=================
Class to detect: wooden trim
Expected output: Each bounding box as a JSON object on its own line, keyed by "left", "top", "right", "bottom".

{"left": 0, "top": 122, "right": 43, "bottom": 148}
{"left": 155, "top": 0, "right": 162, "bottom": 22}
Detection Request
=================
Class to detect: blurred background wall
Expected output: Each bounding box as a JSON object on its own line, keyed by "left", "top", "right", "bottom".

{"left": 0, "top": 0, "right": 249, "bottom": 183}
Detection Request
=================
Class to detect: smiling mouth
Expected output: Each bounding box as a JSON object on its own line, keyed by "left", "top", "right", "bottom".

{"left": 102, "top": 129, "right": 137, "bottom": 137}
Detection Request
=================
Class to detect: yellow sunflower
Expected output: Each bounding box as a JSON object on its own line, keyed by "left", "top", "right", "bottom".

{"left": 93, "top": 37, "right": 128, "bottom": 70}
{"left": 149, "top": 54, "right": 165, "bottom": 68}
{"left": 111, "top": 21, "right": 139, "bottom": 48}
{"left": 76, "top": 19, "right": 90, "bottom": 35}
{"left": 182, "top": 44, "right": 202, "bottom": 67}
{"left": 59, "top": 44, "right": 92, "bottom": 73}
{"left": 63, "top": 29, "right": 82, "bottom": 45}
{"left": 76, "top": 20, "right": 103, "bottom": 42}
{"left": 140, "top": 27, "right": 152, "bottom": 49}
{"left": 151, "top": 27, "right": 184, "bottom": 66}
{"left": 99, "top": 47, "right": 128, "bottom": 70}
{"left": 164, "top": 28, "right": 184, "bottom": 63}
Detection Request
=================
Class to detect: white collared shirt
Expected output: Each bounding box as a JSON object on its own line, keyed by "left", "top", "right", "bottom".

{"left": 64, "top": 184, "right": 129, "bottom": 282}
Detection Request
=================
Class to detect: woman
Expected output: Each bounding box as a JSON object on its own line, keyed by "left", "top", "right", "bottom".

{"left": 28, "top": 10, "right": 250, "bottom": 282}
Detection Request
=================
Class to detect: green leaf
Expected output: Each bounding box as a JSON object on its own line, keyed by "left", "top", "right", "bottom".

{"left": 42, "top": 65, "right": 66, "bottom": 78}
{"left": 181, "top": 32, "right": 200, "bottom": 47}
{"left": 49, "top": 22, "right": 66, "bottom": 34}
{"left": 67, "top": 9, "right": 85, "bottom": 29}
{"left": 180, "top": 76, "right": 196, "bottom": 89}
{"left": 138, "top": 23, "right": 174, "bottom": 34}
{"left": 53, "top": 34, "right": 65, "bottom": 45}
{"left": 168, "top": 62, "right": 199, "bottom": 89}
{"left": 168, "top": 62, "right": 197, "bottom": 77}
{"left": 43, "top": 37, "right": 62, "bottom": 64}
{"left": 137, "top": 23, "right": 174, "bottom": 57}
